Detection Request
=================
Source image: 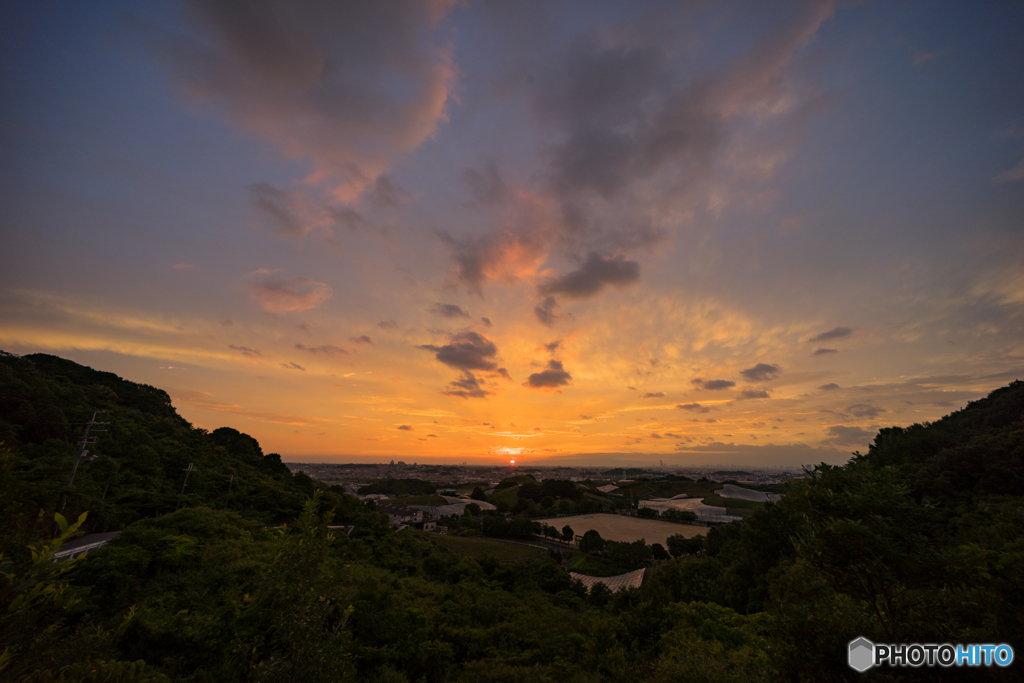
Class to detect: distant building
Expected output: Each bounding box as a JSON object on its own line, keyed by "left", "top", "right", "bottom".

{"left": 377, "top": 503, "right": 423, "bottom": 526}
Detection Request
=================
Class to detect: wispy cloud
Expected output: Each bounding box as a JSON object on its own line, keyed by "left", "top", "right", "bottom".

{"left": 249, "top": 276, "right": 332, "bottom": 313}
{"left": 808, "top": 326, "right": 853, "bottom": 343}
{"left": 294, "top": 343, "right": 347, "bottom": 356}
{"left": 430, "top": 303, "right": 471, "bottom": 319}
{"left": 228, "top": 344, "right": 261, "bottom": 358}
{"left": 157, "top": 0, "right": 458, "bottom": 202}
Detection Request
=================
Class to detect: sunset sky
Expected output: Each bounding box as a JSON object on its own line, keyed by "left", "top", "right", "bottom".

{"left": 2, "top": 1, "right": 1023, "bottom": 467}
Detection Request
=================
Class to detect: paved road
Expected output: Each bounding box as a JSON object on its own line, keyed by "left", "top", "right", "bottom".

{"left": 52, "top": 531, "right": 120, "bottom": 560}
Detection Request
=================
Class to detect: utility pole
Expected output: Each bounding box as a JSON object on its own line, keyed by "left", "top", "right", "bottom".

{"left": 176, "top": 463, "right": 196, "bottom": 511}
{"left": 57, "top": 411, "right": 109, "bottom": 517}
{"left": 224, "top": 474, "right": 234, "bottom": 510}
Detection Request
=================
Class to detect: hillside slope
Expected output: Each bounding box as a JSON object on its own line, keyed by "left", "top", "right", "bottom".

{"left": 0, "top": 352, "right": 323, "bottom": 549}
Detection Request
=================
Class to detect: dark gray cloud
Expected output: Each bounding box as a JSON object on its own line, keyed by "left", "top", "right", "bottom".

{"left": 676, "top": 403, "right": 710, "bottom": 413}
{"left": 691, "top": 378, "right": 735, "bottom": 391}
{"left": 809, "top": 327, "right": 853, "bottom": 343}
{"left": 295, "top": 343, "right": 347, "bottom": 356}
{"left": 525, "top": 360, "right": 572, "bottom": 389}
{"left": 847, "top": 404, "right": 886, "bottom": 419}
{"left": 420, "top": 331, "right": 508, "bottom": 376}
{"left": 348, "top": 335, "right": 374, "bottom": 346}
{"left": 819, "top": 383, "right": 841, "bottom": 391}
{"left": 740, "top": 387, "right": 770, "bottom": 400}
{"left": 430, "top": 303, "right": 471, "bottom": 319}
{"left": 462, "top": 160, "right": 511, "bottom": 206}
{"left": 538, "top": 252, "right": 640, "bottom": 299}
{"left": 368, "top": 174, "right": 408, "bottom": 208}
{"left": 481, "top": 317, "right": 492, "bottom": 327}
{"left": 377, "top": 320, "right": 397, "bottom": 329}
{"left": 281, "top": 361, "right": 305, "bottom": 371}
{"left": 813, "top": 348, "right": 838, "bottom": 356}
{"left": 740, "top": 363, "right": 781, "bottom": 382}
{"left": 248, "top": 182, "right": 302, "bottom": 235}
{"left": 160, "top": 1, "right": 457, "bottom": 201}
{"left": 534, "top": 34, "right": 723, "bottom": 201}
{"left": 436, "top": 2, "right": 835, "bottom": 298}
{"left": 229, "top": 344, "right": 261, "bottom": 358}
{"left": 825, "top": 425, "right": 874, "bottom": 445}
{"left": 544, "top": 339, "right": 562, "bottom": 352}
{"left": 441, "top": 371, "right": 492, "bottom": 399}
{"left": 641, "top": 392, "right": 665, "bottom": 399}
{"left": 535, "top": 296, "right": 559, "bottom": 326}
{"left": 397, "top": 425, "right": 412, "bottom": 431}
{"left": 327, "top": 205, "right": 370, "bottom": 232}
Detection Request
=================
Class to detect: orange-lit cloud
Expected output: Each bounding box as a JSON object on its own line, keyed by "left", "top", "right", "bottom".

{"left": 248, "top": 276, "right": 331, "bottom": 313}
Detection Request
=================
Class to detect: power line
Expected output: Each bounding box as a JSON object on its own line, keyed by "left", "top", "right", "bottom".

{"left": 56, "top": 411, "right": 109, "bottom": 518}
{"left": 176, "top": 462, "right": 196, "bottom": 511}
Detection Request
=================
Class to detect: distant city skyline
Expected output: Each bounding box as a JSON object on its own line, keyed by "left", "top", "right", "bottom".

{"left": 2, "top": 1, "right": 1022, "bottom": 466}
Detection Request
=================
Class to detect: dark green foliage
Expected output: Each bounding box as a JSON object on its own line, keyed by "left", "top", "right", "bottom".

{"left": 495, "top": 474, "right": 536, "bottom": 489}
{"left": 603, "top": 540, "right": 652, "bottom": 569}
{"left": 516, "top": 479, "right": 582, "bottom": 504}
{"left": 578, "top": 530, "right": 605, "bottom": 554}
{"left": 481, "top": 513, "right": 540, "bottom": 539}
{"left": 4, "top": 353, "right": 1023, "bottom": 681}
{"left": 470, "top": 487, "right": 486, "bottom": 501}
{"left": 0, "top": 353, "right": 334, "bottom": 559}
{"left": 23, "top": 658, "right": 171, "bottom": 682}
{"left": 666, "top": 534, "right": 704, "bottom": 558}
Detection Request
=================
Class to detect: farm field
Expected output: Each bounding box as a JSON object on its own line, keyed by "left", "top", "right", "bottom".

{"left": 540, "top": 513, "right": 704, "bottom": 546}
{"left": 422, "top": 533, "right": 545, "bottom": 561}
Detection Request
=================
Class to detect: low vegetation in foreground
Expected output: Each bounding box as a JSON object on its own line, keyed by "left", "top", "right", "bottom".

{"left": 1, "top": 352, "right": 1022, "bottom": 681}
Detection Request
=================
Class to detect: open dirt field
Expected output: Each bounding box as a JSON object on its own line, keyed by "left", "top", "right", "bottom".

{"left": 540, "top": 513, "right": 704, "bottom": 546}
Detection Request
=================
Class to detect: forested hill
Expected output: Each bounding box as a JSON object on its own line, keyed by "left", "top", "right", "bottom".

{"left": 862, "top": 379, "right": 1024, "bottom": 496}
{"left": 1, "top": 352, "right": 1022, "bottom": 681}
{"left": 0, "top": 351, "right": 337, "bottom": 546}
